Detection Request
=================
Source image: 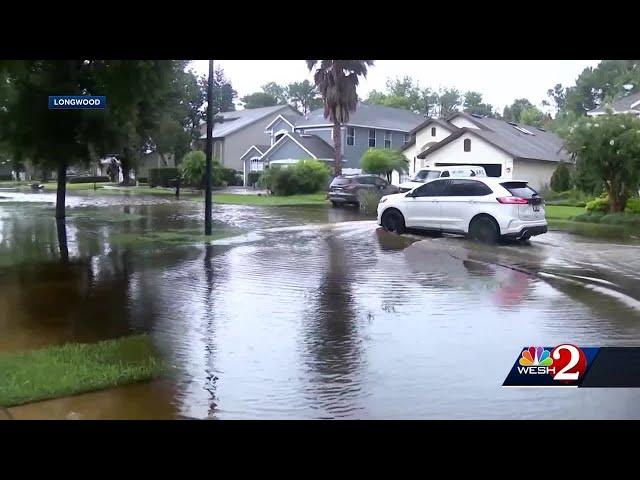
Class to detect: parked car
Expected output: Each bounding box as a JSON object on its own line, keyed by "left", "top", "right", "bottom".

{"left": 377, "top": 177, "right": 547, "bottom": 243}
{"left": 328, "top": 174, "right": 400, "bottom": 207}
{"left": 398, "top": 165, "right": 486, "bottom": 193}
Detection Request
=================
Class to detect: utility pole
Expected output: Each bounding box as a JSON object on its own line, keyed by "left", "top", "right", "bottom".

{"left": 205, "top": 60, "right": 214, "bottom": 235}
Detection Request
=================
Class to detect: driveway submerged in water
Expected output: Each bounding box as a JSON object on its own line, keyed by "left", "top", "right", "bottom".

{"left": 2, "top": 191, "right": 640, "bottom": 419}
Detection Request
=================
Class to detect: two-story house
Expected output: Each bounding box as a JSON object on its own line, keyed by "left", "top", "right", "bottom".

{"left": 241, "top": 103, "right": 425, "bottom": 185}
{"left": 198, "top": 104, "right": 301, "bottom": 174}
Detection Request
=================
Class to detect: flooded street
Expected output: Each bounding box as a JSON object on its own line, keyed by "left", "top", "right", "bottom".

{"left": 2, "top": 191, "right": 640, "bottom": 419}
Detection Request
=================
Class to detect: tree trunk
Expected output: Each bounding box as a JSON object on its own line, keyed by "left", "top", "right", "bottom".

{"left": 333, "top": 121, "right": 342, "bottom": 176}
{"left": 121, "top": 157, "right": 131, "bottom": 185}
{"left": 56, "top": 161, "right": 67, "bottom": 220}
{"left": 56, "top": 218, "right": 69, "bottom": 264}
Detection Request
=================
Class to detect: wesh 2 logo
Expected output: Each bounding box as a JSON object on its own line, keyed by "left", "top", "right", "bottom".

{"left": 503, "top": 344, "right": 589, "bottom": 387}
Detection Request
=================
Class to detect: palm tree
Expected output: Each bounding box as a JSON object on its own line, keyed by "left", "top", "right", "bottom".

{"left": 306, "top": 60, "right": 374, "bottom": 176}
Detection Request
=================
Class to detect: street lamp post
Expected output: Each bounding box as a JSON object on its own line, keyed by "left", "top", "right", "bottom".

{"left": 205, "top": 60, "right": 214, "bottom": 236}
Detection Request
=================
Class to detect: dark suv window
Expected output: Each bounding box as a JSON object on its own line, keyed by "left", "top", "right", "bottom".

{"left": 374, "top": 178, "right": 388, "bottom": 187}
{"left": 442, "top": 179, "right": 493, "bottom": 196}
{"left": 330, "top": 177, "right": 353, "bottom": 187}
{"left": 500, "top": 181, "right": 538, "bottom": 198}
{"left": 356, "top": 176, "right": 379, "bottom": 185}
{"left": 412, "top": 179, "right": 449, "bottom": 197}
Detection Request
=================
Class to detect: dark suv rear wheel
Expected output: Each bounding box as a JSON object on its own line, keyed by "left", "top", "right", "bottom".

{"left": 381, "top": 210, "right": 406, "bottom": 234}
{"left": 469, "top": 216, "right": 499, "bottom": 244}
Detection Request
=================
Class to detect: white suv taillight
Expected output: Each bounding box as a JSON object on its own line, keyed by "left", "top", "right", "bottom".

{"left": 496, "top": 196, "right": 528, "bottom": 204}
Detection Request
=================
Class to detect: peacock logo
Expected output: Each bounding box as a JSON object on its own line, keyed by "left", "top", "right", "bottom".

{"left": 519, "top": 347, "right": 553, "bottom": 367}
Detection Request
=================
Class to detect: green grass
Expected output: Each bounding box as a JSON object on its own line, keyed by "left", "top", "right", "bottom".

{"left": 40, "top": 182, "right": 117, "bottom": 191}
{"left": 0, "top": 334, "right": 165, "bottom": 408}
{"left": 547, "top": 219, "right": 629, "bottom": 239}
{"left": 111, "top": 228, "right": 234, "bottom": 248}
{"left": 212, "top": 192, "right": 328, "bottom": 206}
{"left": 545, "top": 205, "right": 585, "bottom": 220}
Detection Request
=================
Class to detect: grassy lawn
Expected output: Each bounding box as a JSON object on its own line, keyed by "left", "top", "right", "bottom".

{"left": 0, "top": 334, "right": 164, "bottom": 408}
{"left": 545, "top": 205, "right": 585, "bottom": 220}
{"left": 39, "top": 181, "right": 118, "bottom": 191}
{"left": 212, "top": 192, "right": 328, "bottom": 206}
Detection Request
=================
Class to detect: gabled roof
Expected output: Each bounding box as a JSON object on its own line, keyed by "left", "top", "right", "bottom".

{"left": 199, "top": 104, "right": 298, "bottom": 139}
{"left": 260, "top": 132, "right": 337, "bottom": 161}
{"left": 418, "top": 116, "right": 569, "bottom": 163}
{"left": 264, "top": 111, "right": 302, "bottom": 132}
{"left": 400, "top": 117, "right": 459, "bottom": 151}
{"left": 240, "top": 144, "right": 272, "bottom": 161}
{"left": 588, "top": 91, "right": 640, "bottom": 115}
{"left": 294, "top": 102, "right": 425, "bottom": 132}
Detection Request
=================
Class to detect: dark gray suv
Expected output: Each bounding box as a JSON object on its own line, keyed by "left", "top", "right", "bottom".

{"left": 328, "top": 174, "right": 400, "bottom": 207}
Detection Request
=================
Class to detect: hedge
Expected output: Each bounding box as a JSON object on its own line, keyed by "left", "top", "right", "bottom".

{"left": 0, "top": 174, "right": 13, "bottom": 181}
{"left": 68, "top": 176, "right": 110, "bottom": 184}
{"left": 149, "top": 167, "right": 180, "bottom": 187}
{"left": 137, "top": 177, "right": 148, "bottom": 184}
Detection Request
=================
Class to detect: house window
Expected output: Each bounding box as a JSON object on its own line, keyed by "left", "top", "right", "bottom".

{"left": 250, "top": 158, "right": 263, "bottom": 171}
{"left": 347, "top": 127, "right": 355, "bottom": 146}
{"left": 368, "top": 129, "right": 376, "bottom": 148}
{"left": 404, "top": 133, "right": 411, "bottom": 144}
{"left": 464, "top": 139, "right": 471, "bottom": 152}
{"left": 431, "top": 127, "right": 436, "bottom": 137}
{"left": 384, "top": 131, "right": 392, "bottom": 149}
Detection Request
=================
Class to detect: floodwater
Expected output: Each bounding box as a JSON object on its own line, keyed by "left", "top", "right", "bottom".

{"left": 2, "top": 190, "right": 640, "bottom": 419}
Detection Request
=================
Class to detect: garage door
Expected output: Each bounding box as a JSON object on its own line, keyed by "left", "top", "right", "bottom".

{"left": 435, "top": 163, "right": 502, "bottom": 177}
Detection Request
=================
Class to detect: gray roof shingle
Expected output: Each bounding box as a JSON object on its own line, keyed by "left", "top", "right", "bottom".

{"left": 294, "top": 102, "right": 426, "bottom": 132}
{"left": 289, "top": 132, "right": 336, "bottom": 159}
{"left": 418, "top": 113, "right": 568, "bottom": 162}
{"left": 199, "top": 105, "right": 296, "bottom": 139}
{"left": 588, "top": 92, "right": 640, "bottom": 114}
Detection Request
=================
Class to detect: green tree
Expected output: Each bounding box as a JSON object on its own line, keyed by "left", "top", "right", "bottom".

{"left": 463, "top": 91, "right": 496, "bottom": 117}
{"left": 261, "top": 82, "right": 288, "bottom": 104}
{"left": 0, "top": 60, "right": 180, "bottom": 218}
{"left": 550, "top": 162, "right": 572, "bottom": 192}
{"left": 241, "top": 92, "right": 279, "bottom": 109}
{"left": 565, "top": 113, "right": 640, "bottom": 212}
{"left": 503, "top": 98, "right": 534, "bottom": 123}
{"left": 546, "top": 83, "right": 566, "bottom": 113}
{"left": 307, "top": 60, "right": 374, "bottom": 176}
{"left": 287, "top": 80, "right": 322, "bottom": 114}
{"left": 360, "top": 148, "right": 408, "bottom": 183}
{"left": 208, "top": 66, "right": 236, "bottom": 113}
{"left": 520, "top": 106, "right": 545, "bottom": 127}
{"left": 438, "top": 88, "right": 462, "bottom": 117}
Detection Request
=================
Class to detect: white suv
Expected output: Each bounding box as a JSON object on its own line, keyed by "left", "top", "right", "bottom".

{"left": 398, "top": 165, "right": 486, "bottom": 193}
{"left": 377, "top": 177, "right": 547, "bottom": 243}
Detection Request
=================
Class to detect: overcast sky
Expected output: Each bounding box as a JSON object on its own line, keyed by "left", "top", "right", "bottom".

{"left": 190, "top": 60, "right": 600, "bottom": 113}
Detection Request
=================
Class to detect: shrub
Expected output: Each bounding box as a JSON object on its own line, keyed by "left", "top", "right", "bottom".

{"left": 625, "top": 198, "right": 640, "bottom": 214}
{"left": 257, "top": 168, "right": 275, "bottom": 191}
{"left": 0, "top": 174, "right": 13, "bottom": 181}
{"left": 137, "top": 177, "right": 148, "bottom": 184}
{"left": 291, "top": 160, "right": 331, "bottom": 194}
{"left": 256, "top": 160, "right": 330, "bottom": 196}
{"left": 600, "top": 213, "right": 640, "bottom": 227}
{"left": 585, "top": 196, "right": 609, "bottom": 213}
{"left": 149, "top": 167, "right": 180, "bottom": 187}
{"left": 220, "top": 167, "right": 242, "bottom": 186}
{"left": 180, "top": 151, "right": 206, "bottom": 187}
{"left": 68, "top": 176, "right": 110, "bottom": 184}
{"left": 357, "top": 189, "right": 384, "bottom": 215}
{"left": 573, "top": 212, "right": 605, "bottom": 223}
{"left": 247, "top": 172, "right": 261, "bottom": 187}
{"left": 550, "top": 163, "right": 571, "bottom": 192}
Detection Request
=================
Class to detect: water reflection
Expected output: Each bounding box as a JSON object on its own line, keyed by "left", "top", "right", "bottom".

{"left": 302, "top": 234, "right": 365, "bottom": 418}
{"left": 2, "top": 195, "right": 640, "bottom": 418}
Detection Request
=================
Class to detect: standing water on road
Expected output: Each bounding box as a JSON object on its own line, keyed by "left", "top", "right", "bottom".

{"left": 2, "top": 190, "right": 640, "bottom": 419}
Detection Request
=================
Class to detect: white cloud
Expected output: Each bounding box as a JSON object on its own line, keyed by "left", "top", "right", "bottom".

{"left": 190, "top": 60, "right": 600, "bottom": 113}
